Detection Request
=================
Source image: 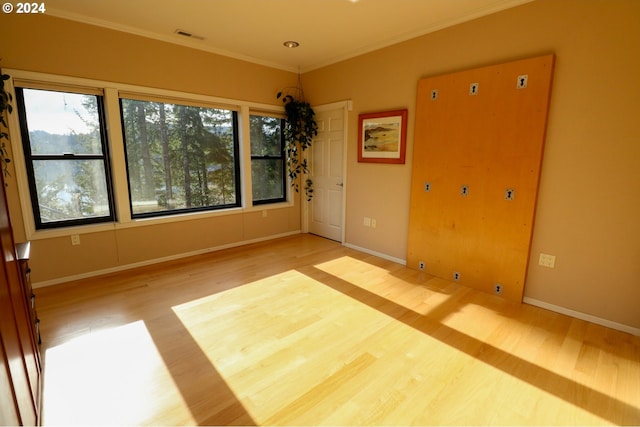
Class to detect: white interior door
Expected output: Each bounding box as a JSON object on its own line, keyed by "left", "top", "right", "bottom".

{"left": 308, "top": 104, "right": 348, "bottom": 242}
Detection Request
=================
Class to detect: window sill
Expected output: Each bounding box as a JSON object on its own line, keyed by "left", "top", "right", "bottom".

{"left": 26, "top": 201, "right": 295, "bottom": 240}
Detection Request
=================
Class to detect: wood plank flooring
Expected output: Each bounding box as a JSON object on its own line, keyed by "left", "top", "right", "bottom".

{"left": 36, "top": 234, "right": 640, "bottom": 425}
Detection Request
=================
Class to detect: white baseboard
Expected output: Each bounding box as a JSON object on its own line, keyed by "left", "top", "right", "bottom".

{"left": 338, "top": 243, "right": 639, "bottom": 336}
{"left": 523, "top": 297, "right": 640, "bottom": 336}
{"left": 342, "top": 242, "right": 406, "bottom": 266}
{"left": 33, "top": 230, "right": 301, "bottom": 289}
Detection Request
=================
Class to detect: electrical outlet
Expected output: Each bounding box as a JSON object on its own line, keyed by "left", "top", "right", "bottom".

{"left": 363, "top": 217, "right": 371, "bottom": 227}
{"left": 494, "top": 283, "right": 503, "bottom": 295}
{"left": 371, "top": 219, "right": 377, "bottom": 228}
{"left": 453, "top": 271, "right": 461, "bottom": 281}
{"left": 71, "top": 234, "right": 80, "bottom": 245}
{"left": 418, "top": 261, "right": 425, "bottom": 271}
{"left": 539, "top": 253, "right": 556, "bottom": 268}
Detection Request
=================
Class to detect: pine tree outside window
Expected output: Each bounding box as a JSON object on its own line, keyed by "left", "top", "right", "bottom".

{"left": 120, "top": 98, "right": 241, "bottom": 218}
{"left": 10, "top": 72, "right": 288, "bottom": 234}
{"left": 250, "top": 114, "right": 286, "bottom": 205}
{"left": 15, "top": 87, "right": 115, "bottom": 229}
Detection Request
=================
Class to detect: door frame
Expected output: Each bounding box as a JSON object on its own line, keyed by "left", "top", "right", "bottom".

{"left": 302, "top": 100, "right": 352, "bottom": 243}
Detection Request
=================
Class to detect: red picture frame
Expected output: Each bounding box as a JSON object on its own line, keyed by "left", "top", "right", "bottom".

{"left": 357, "top": 109, "right": 408, "bottom": 164}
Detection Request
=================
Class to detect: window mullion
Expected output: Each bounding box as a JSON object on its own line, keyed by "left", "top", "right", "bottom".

{"left": 240, "top": 105, "right": 254, "bottom": 208}
{"left": 3, "top": 77, "right": 38, "bottom": 237}
{"left": 104, "top": 87, "right": 132, "bottom": 224}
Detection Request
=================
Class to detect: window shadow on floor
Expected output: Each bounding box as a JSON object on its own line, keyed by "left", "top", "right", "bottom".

{"left": 301, "top": 264, "right": 639, "bottom": 425}
{"left": 37, "top": 235, "right": 638, "bottom": 425}
{"left": 144, "top": 310, "right": 256, "bottom": 426}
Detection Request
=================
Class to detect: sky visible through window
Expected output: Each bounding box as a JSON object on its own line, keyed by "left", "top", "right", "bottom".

{"left": 22, "top": 89, "right": 93, "bottom": 135}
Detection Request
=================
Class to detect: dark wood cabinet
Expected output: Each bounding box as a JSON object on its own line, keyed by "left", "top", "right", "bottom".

{"left": 0, "top": 169, "right": 41, "bottom": 425}
{"left": 17, "top": 243, "right": 40, "bottom": 348}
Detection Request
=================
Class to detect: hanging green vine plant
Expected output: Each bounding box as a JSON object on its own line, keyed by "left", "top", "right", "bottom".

{"left": 0, "top": 70, "right": 12, "bottom": 179}
{"left": 277, "top": 75, "right": 318, "bottom": 201}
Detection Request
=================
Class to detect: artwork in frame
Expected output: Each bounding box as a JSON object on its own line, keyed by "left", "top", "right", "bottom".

{"left": 358, "top": 109, "right": 408, "bottom": 164}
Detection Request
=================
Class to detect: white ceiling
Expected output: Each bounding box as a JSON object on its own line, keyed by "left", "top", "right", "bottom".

{"left": 46, "top": 0, "right": 533, "bottom": 72}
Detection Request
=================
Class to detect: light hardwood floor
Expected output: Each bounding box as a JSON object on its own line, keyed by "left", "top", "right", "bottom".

{"left": 36, "top": 234, "right": 639, "bottom": 425}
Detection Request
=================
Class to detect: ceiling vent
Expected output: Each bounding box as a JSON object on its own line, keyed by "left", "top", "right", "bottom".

{"left": 174, "top": 29, "right": 205, "bottom": 40}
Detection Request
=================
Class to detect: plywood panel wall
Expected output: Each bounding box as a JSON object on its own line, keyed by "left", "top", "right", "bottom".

{"left": 407, "top": 54, "right": 554, "bottom": 302}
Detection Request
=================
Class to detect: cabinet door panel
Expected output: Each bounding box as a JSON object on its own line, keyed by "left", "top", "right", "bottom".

{"left": 0, "top": 157, "right": 39, "bottom": 425}
{"left": 0, "top": 333, "right": 21, "bottom": 426}
{"left": 1, "top": 258, "right": 36, "bottom": 426}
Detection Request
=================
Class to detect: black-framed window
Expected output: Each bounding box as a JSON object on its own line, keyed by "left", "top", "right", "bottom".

{"left": 250, "top": 114, "right": 286, "bottom": 205}
{"left": 120, "top": 97, "right": 241, "bottom": 218}
{"left": 16, "top": 87, "right": 116, "bottom": 229}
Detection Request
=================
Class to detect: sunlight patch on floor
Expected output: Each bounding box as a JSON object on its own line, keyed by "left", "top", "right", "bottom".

{"left": 170, "top": 264, "right": 619, "bottom": 425}
{"left": 170, "top": 269, "right": 543, "bottom": 425}
{"left": 43, "top": 320, "right": 193, "bottom": 426}
{"left": 42, "top": 263, "right": 628, "bottom": 425}
{"left": 314, "top": 256, "right": 555, "bottom": 370}
{"left": 313, "top": 255, "right": 457, "bottom": 315}
{"left": 37, "top": 237, "right": 638, "bottom": 425}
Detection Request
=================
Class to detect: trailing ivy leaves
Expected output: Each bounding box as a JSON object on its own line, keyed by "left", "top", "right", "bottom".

{"left": 0, "top": 72, "right": 13, "bottom": 178}
{"left": 277, "top": 91, "right": 318, "bottom": 201}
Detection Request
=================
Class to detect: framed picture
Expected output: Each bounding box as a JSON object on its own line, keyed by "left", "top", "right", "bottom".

{"left": 358, "top": 109, "right": 408, "bottom": 164}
